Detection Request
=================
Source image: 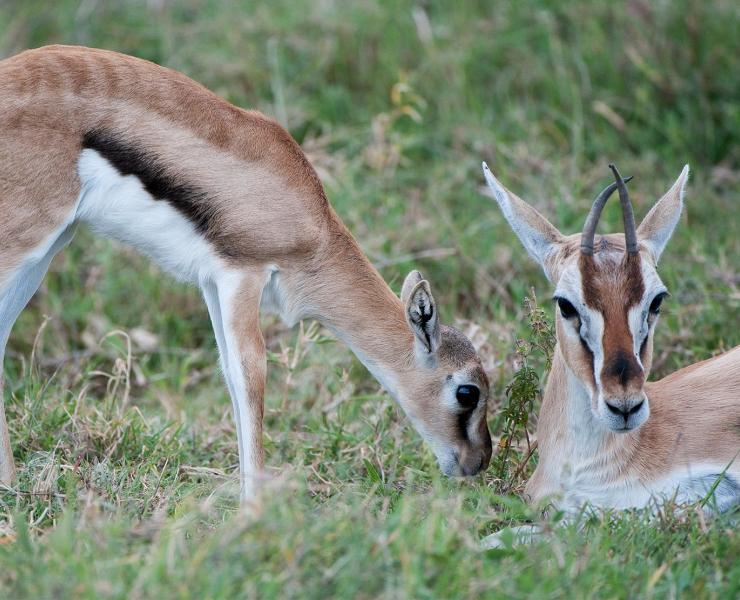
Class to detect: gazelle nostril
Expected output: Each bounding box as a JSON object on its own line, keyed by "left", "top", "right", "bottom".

{"left": 605, "top": 400, "right": 643, "bottom": 419}
{"left": 605, "top": 401, "right": 625, "bottom": 416}
{"left": 628, "top": 400, "right": 644, "bottom": 415}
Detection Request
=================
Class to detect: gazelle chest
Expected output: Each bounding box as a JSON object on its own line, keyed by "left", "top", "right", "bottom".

{"left": 538, "top": 422, "right": 739, "bottom": 512}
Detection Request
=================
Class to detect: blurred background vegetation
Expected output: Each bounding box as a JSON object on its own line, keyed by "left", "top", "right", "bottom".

{"left": 0, "top": 1, "right": 738, "bottom": 597}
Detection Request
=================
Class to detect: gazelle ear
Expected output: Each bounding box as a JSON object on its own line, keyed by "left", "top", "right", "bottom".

{"left": 637, "top": 165, "right": 689, "bottom": 264}
{"left": 482, "top": 162, "right": 564, "bottom": 282}
{"left": 402, "top": 270, "right": 440, "bottom": 355}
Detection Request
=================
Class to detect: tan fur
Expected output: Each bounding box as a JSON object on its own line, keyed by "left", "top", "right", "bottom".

{"left": 641, "top": 348, "right": 740, "bottom": 471}
{"left": 580, "top": 251, "right": 645, "bottom": 396}
{"left": 232, "top": 270, "right": 272, "bottom": 473}
{"left": 0, "top": 46, "right": 492, "bottom": 491}
{"left": 528, "top": 346, "right": 740, "bottom": 502}
{"left": 0, "top": 45, "right": 327, "bottom": 284}
{"left": 484, "top": 165, "right": 740, "bottom": 510}
{"left": 541, "top": 237, "right": 737, "bottom": 505}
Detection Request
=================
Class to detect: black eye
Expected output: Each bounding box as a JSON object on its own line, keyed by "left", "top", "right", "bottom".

{"left": 649, "top": 292, "right": 668, "bottom": 314}
{"left": 455, "top": 385, "right": 480, "bottom": 409}
{"left": 556, "top": 298, "right": 579, "bottom": 320}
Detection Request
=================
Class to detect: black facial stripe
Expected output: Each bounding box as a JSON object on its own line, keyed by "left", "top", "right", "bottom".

{"left": 82, "top": 130, "right": 227, "bottom": 254}
{"left": 580, "top": 332, "right": 595, "bottom": 370}
{"left": 457, "top": 410, "right": 471, "bottom": 442}
{"left": 639, "top": 333, "right": 649, "bottom": 360}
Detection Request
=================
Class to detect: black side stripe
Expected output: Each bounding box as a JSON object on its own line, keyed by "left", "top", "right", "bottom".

{"left": 82, "top": 130, "right": 224, "bottom": 251}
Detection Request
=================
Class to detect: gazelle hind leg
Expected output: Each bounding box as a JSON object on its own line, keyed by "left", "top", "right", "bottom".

{"left": 202, "top": 269, "right": 269, "bottom": 502}
{"left": 0, "top": 224, "right": 78, "bottom": 483}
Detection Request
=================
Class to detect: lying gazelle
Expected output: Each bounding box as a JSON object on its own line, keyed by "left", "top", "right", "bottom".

{"left": 482, "top": 162, "right": 739, "bottom": 520}
{"left": 0, "top": 45, "right": 492, "bottom": 499}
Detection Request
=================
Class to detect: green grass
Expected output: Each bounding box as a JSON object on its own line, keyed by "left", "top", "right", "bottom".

{"left": 1, "top": 0, "right": 738, "bottom": 597}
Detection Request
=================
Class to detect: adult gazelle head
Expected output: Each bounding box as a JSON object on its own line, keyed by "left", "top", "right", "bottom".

{"left": 482, "top": 163, "right": 689, "bottom": 433}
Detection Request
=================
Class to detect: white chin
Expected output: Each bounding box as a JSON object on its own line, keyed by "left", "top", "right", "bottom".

{"left": 438, "top": 454, "right": 461, "bottom": 477}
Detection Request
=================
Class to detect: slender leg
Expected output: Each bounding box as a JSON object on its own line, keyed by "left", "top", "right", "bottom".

{"left": 0, "top": 351, "right": 14, "bottom": 484}
{"left": 0, "top": 224, "right": 77, "bottom": 484}
{"left": 202, "top": 269, "right": 268, "bottom": 502}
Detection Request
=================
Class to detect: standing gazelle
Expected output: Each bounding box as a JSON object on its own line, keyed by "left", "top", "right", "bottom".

{"left": 483, "top": 162, "right": 739, "bottom": 515}
{"left": 0, "top": 46, "right": 493, "bottom": 499}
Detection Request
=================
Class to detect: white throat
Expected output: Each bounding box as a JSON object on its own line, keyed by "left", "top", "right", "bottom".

{"left": 562, "top": 362, "right": 607, "bottom": 457}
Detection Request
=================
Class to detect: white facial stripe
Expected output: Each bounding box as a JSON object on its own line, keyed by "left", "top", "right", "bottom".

{"left": 554, "top": 264, "right": 605, "bottom": 397}
{"left": 627, "top": 303, "right": 647, "bottom": 368}
{"left": 629, "top": 260, "right": 668, "bottom": 364}
{"left": 587, "top": 311, "right": 605, "bottom": 395}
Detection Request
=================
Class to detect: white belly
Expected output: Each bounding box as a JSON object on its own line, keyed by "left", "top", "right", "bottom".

{"left": 554, "top": 461, "right": 739, "bottom": 513}
{"left": 76, "top": 148, "right": 225, "bottom": 284}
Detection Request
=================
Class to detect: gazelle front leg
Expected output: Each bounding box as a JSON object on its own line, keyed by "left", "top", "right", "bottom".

{"left": 202, "top": 270, "right": 268, "bottom": 502}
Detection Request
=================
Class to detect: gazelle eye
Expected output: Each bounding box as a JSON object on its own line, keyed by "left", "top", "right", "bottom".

{"left": 455, "top": 385, "right": 480, "bottom": 409}
{"left": 649, "top": 292, "right": 668, "bottom": 315}
{"left": 556, "top": 298, "right": 579, "bottom": 320}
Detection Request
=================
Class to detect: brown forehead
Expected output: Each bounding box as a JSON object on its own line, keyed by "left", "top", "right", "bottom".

{"left": 437, "top": 326, "right": 489, "bottom": 387}
{"left": 577, "top": 243, "right": 645, "bottom": 311}
{"left": 438, "top": 325, "right": 478, "bottom": 365}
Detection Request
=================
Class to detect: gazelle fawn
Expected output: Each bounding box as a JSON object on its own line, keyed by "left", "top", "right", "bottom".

{"left": 0, "top": 46, "right": 493, "bottom": 500}
{"left": 483, "top": 162, "right": 739, "bottom": 516}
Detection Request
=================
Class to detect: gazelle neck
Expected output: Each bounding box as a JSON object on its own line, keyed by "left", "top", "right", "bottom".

{"left": 527, "top": 344, "right": 640, "bottom": 505}
{"left": 538, "top": 346, "right": 613, "bottom": 457}
{"left": 275, "top": 219, "right": 414, "bottom": 398}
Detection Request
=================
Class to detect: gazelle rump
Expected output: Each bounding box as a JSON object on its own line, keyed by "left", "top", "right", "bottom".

{"left": 0, "top": 46, "right": 493, "bottom": 498}
{"left": 482, "top": 162, "right": 739, "bottom": 514}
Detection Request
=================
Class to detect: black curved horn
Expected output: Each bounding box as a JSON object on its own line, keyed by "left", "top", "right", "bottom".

{"left": 580, "top": 173, "right": 634, "bottom": 255}
{"left": 609, "top": 164, "right": 638, "bottom": 255}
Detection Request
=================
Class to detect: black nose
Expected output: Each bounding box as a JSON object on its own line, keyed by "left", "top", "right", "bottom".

{"left": 605, "top": 400, "right": 644, "bottom": 419}
{"left": 603, "top": 350, "right": 644, "bottom": 388}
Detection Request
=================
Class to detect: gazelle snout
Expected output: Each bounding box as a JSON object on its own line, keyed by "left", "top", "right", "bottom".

{"left": 441, "top": 417, "right": 493, "bottom": 477}
{"left": 601, "top": 349, "right": 644, "bottom": 392}
{"left": 441, "top": 441, "right": 492, "bottom": 477}
{"left": 598, "top": 392, "right": 649, "bottom": 432}
{"left": 596, "top": 348, "right": 650, "bottom": 431}
{"left": 460, "top": 393, "right": 493, "bottom": 476}
{"left": 460, "top": 442, "right": 493, "bottom": 476}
